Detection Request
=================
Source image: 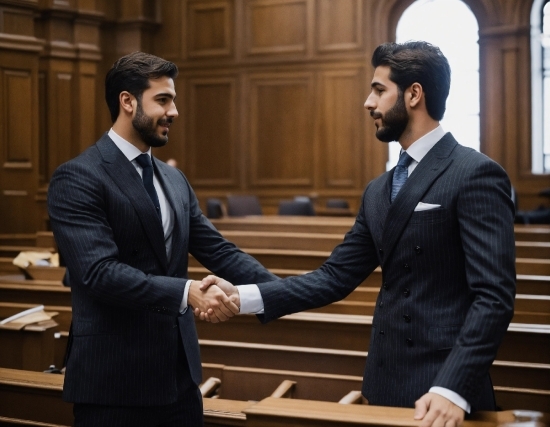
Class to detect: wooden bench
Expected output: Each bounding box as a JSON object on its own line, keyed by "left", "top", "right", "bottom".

{"left": 0, "top": 323, "right": 59, "bottom": 372}
{"left": 514, "top": 225, "right": 550, "bottom": 242}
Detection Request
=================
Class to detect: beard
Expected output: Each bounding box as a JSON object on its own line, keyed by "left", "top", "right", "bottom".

{"left": 371, "top": 92, "right": 409, "bottom": 143}
{"left": 132, "top": 101, "right": 172, "bottom": 148}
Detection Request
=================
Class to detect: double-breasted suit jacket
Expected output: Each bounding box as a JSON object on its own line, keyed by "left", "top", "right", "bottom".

{"left": 256, "top": 133, "right": 516, "bottom": 410}
{"left": 48, "top": 134, "right": 277, "bottom": 406}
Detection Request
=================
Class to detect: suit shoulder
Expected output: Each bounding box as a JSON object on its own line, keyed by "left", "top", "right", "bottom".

{"left": 452, "top": 144, "right": 507, "bottom": 175}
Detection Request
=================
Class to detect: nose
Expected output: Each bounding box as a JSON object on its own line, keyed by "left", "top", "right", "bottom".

{"left": 364, "top": 93, "right": 375, "bottom": 111}
{"left": 168, "top": 101, "right": 179, "bottom": 119}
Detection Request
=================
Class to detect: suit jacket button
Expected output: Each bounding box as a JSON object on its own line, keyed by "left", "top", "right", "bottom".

{"left": 379, "top": 248, "right": 383, "bottom": 255}
{"left": 379, "top": 302, "right": 384, "bottom": 308}
{"left": 406, "top": 338, "right": 414, "bottom": 347}
{"left": 403, "top": 288, "right": 410, "bottom": 297}
{"left": 414, "top": 246, "right": 422, "bottom": 254}
{"left": 403, "top": 263, "right": 410, "bottom": 271}
{"left": 379, "top": 330, "right": 385, "bottom": 335}
{"left": 403, "top": 314, "right": 411, "bottom": 323}
{"left": 383, "top": 282, "right": 388, "bottom": 290}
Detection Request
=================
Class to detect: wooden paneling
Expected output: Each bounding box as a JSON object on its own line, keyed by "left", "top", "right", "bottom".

{"left": 319, "top": 68, "right": 363, "bottom": 188}
{"left": 248, "top": 72, "right": 314, "bottom": 187}
{"left": 187, "top": 0, "right": 233, "bottom": 58}
{"left": 245, "top": 0, "right": 308, "bottom": 56}
{"left": 3, "top": 70, "right": 32, "bottom": 164}
{"left": 186, "top": 76, "right": 238, "bottom": 187}
{"left": 316, "top": 0, "right": 362, "bottom": 53}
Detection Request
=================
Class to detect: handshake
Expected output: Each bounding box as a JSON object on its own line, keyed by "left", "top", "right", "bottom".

{"left": 188, "top": 275, "right": 240, "bottom": 323}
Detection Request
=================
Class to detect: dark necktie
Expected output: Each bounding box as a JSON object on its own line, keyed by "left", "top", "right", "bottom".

{"left": 135, "top": 154, "right": 161, "bottom": 218}
{"left": 391, "top": 151, "right": 413, "bottom": 202}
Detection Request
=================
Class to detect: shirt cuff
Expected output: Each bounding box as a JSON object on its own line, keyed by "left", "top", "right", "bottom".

{"left": 238, "top": 284, "right": 264, "bottom": 314}
{"left": 429, "top": 387, "right": 471, "bottom": 413}
{"left": 180, "top": 279, "right": 193, "bottom": 314}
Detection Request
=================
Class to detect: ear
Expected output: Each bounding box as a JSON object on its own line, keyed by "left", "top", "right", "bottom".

{"left": 407, "top": 82, "right": 423, "bottom": 108}
{"left": 119, "top": 91, "right": 136, "bottom": 115}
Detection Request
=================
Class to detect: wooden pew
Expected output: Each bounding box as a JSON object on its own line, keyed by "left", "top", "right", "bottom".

{"left": 190, "top": 249, "right": 550, "bottom": 275}
{"left": 199, "top": 339, "right": 550, "bottom": 395}
{"left": 6, "top": 368, "right": 545, "bottom": 427}
{"left": 516, "top": 274, "right": 550, "bottom": 295}
{"left": 0, "top": 282, "right": 70, "bottom": 307}
{"left": 196, "top": 313, "right": 550, "bottom": 364}
{"left": 211, "top": 216, "right": 354, "bottom": 234}
{"left": 0, "top": 368, "right": 71, "bottom": 426}
{"left": 0, "top": 323, "right": 59, "bottom": 372}
{"left": 307, "top": 294, "right": 550, "bottom": 324}
{"left": 514, "top": 224, "right": 550, "bottom": 242}
{"left": 215, "top": 365, "right": 363, "bottom": 403}
{"left": 243, "top": 396, "right": 550, "bottom": 426}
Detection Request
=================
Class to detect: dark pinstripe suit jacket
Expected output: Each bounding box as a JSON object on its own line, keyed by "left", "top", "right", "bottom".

{"left": 47, "top": 134, "right": 277, "bottom": 406}
{"left": 256, "top": 133, "right": 516, "bottom": 410}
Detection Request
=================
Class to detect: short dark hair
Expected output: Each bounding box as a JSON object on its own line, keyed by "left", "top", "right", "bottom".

{"left": 105, "top": 52, "right": 179, "bottom": 123}
{"left": 371, "top": 41, "right": 451, "bottom": 121}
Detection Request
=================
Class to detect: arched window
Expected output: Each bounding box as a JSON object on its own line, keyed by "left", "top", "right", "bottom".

{"left": 387, "top": 0, "right": 480, "bottom": 169}
{"left": 531, "top": 0, "right": 550, "bottom": 174}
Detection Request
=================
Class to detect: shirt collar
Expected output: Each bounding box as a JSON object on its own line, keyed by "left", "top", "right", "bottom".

{"left": 404, "top": 125, "right": 445, "bottom": 163}
{"left": 108, "top": 128, "right": 151, "bottom": 162}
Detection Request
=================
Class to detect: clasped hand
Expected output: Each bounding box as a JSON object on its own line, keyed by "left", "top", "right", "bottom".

{"left": 190, "top": 275, "right": 239, "bottom": 323}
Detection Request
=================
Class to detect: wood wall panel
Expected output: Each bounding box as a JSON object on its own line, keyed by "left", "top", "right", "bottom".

{"left": 1, "top": 7, "right": 34, "bottom": 37}
{"left": 249, "top": 72, "right": 314, "bottom": 187}
{"left": 186, "top": 77, "right": 238, "bottom": 187}
{"left": 187, "top": 0, "right": 233, "bottom": 58}
{"left": 3, "top": 70, "right": 32, "bottom": 164}
{"left": 316, "top": 0, "right": 362, "bottom": 52}
{"left": 245, "top": 0, "right": 308, "bottom": 55}
{"left": 320, "top": 69, "right": 362, "bottom": 188}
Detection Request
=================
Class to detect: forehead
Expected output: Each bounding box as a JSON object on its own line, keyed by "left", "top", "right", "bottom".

{"left": 143, "top": 76, "right": 176, "bottom": 97}
{"left": 371, "top": 66, "right": 395, "bottom": 88}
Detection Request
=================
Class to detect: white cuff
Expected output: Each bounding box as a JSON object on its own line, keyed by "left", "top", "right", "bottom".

{"left": 238, "top": 284, "right": 264, "bottom": 314}
{"left": 429, "top": 387, "right": 470, "bottom": 413}
{"left": 180, "top": 279, "right": 193, "bottom": 314}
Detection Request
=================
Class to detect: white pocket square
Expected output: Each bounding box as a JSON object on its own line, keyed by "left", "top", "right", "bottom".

{"left": 414, "top": 202, "right": 441, "bottom": 212}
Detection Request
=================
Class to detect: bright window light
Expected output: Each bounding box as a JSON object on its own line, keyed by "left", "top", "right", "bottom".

{"left": 386, "top": 0, "right": 480, "bottom": 170}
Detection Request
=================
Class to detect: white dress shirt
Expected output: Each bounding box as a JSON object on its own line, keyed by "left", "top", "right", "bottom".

{"left": 237, "top": 125, "right": 471, "bottom": 413}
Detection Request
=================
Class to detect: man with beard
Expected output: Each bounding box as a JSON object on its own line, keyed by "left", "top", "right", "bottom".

{"left": 198, "top": 41, "right": 516, "bottom": 427}
{"left": 47, "top": 52, "right": 277, "bottom": 426}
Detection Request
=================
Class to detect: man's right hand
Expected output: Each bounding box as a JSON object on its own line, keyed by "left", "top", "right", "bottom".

{"left": 187, "top": 280, "right": 238, "bottom": 323}
{"left": 194, "top": 275, "right": 240, "bottom": 322}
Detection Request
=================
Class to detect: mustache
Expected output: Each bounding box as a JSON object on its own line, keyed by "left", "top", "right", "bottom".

{"left": 158, "top": 117, "right": 173, "bottom": 126}
{"left": 370, "top": 111, "right": 382, "bottom": 120}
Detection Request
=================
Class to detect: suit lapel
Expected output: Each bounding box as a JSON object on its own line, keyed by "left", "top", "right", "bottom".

{"left": 381, "top": 134, "right": 457, "bottom": 264}
{"left": 96, "top": 135, "right": 169, "bottom": 271}
{"left": 154, "top": 160, "right": 187, "bottom": 275}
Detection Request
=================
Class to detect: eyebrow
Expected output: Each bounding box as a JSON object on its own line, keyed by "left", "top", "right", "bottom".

{"left": 371, "top": 82, "right": 386, "bottom": 89}
{"left": 155, "top": 92, "right": 176, "bottom": 100}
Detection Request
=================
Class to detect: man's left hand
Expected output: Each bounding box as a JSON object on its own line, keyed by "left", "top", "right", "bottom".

{"left": 414, "top": 392, "right": 465, "bottom": 427}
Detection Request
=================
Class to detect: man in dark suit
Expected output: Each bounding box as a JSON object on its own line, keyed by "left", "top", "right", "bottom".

{"left": 198, "top": 41, "right": 516, "bottom": 427}
{"left": 47, "top": 52, "right": 277, "bottom": 426}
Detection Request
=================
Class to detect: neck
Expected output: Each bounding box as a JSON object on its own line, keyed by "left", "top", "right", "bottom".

{"left": 112, "top": 121, "right": 149, "bottom": 153}
{"left": 398, "top": 117, "right": 439, "bottom": 150}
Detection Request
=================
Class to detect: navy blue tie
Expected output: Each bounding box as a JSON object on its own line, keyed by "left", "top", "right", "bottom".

{"left": 391, "top": 151, "right": 413, "bottom": 202}
{"left": 135, "top": 154, "right": 161, "bottom": 218}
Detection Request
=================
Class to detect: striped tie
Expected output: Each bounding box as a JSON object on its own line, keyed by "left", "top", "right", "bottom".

{"left": 391, "top": 152, "right": 413, "bottom": 202}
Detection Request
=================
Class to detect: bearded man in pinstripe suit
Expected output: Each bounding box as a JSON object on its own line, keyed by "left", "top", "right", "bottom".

{"left": 199, "top": 41, "right": 516, "bottom": 427}
{"left": 47, "top": 52, "right": 277, "bottom": 426}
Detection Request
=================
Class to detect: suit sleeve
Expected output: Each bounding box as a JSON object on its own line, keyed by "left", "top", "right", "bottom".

{"left": 48, "top": 161, "right": 185, "bottom": 316}
{"left": 255, "top": 188, "right": 381, "bottom": 323}
{"left": 184, "top": 178, "right": 278, "bottom": 285}
{"left": 431, "top": 157, "right": 516, "bottom": 403}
